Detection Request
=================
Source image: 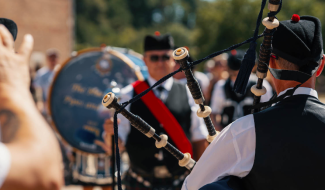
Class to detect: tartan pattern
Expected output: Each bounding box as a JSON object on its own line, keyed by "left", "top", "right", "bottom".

{"left": 123, "top": 169, "right": 186, "bottom": 190}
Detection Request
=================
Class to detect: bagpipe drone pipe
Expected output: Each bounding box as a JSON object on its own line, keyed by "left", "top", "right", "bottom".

{"left": 102, "top": 0, "right": 282, "bottom": 189}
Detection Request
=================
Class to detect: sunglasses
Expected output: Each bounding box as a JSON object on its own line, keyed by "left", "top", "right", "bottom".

{"left": 149, "top": 54, "right": 170, "bottom": 62}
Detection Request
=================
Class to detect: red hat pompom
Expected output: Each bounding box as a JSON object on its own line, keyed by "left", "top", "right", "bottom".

{"left": 154, "top": 31, "right": 160, "bottom": 36}
{"left": 291, "top": 14, "right": 300, "bottom": 22}
{"left": 231, "top": 49, "right": 237, "bottom": 56}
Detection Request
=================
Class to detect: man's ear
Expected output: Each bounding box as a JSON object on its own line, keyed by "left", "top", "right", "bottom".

{"left": 316, "top": 54, "right": 325, "bottom": 77}
{"left": 269, "top": 55, "right": 276, "bottom": 69}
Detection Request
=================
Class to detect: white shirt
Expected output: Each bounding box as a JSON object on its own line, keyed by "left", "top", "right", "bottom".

{"left": 117, "top": 75, "right": 208, "bottom": 143}
{"left": 0, "top": 143, "right": 11, "bottom": 188}
{"left": 210, "top": 75, "right": 273, "bottom": 115}
{"left": 177, "top": 71, "right": 210, "bottom": 95}
{"left": 181, "top": 87, "right": 318, "bottom": 190}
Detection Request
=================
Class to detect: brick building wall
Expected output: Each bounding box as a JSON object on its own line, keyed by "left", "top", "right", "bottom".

{"left": 0, "top": 0, "right": 74, "bottom": 66}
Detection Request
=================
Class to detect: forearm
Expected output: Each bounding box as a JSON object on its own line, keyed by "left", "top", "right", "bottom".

{"left": 0, "top": 85, "right": 63, "bottom": 190}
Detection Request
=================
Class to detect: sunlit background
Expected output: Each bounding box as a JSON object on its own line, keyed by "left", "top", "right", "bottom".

{"left": 2, "top": 0, "right": 325, "bottom": 73}
{"left": 1, "top": 0, "right": 325, "bottom": 189}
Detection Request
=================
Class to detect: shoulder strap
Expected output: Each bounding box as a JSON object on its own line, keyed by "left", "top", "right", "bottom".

{"left": 132, "top": 81, "right": 193, "bottom": 156}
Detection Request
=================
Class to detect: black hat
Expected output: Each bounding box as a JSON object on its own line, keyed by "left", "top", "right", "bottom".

{"left": 0, "top": 18, "right": 17, "bottom": 41}
{"left": 227, "top": 49, "right": 245, "bottom": 71}
{"left": 271, "top": 15, "right": 323, "bottom": 83}
{"left": 144, "top": 31, "right": 174, "bottom": 51}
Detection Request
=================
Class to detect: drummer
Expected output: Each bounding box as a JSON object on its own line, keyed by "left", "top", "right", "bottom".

{"left": 103, "top": 32, "right": 208, "bottom": 189}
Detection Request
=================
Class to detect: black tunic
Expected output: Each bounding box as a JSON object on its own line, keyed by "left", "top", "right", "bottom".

{"left": 127, "top": 80, "right": 192, "bottom": 175}
{"left": 220, "top": 78, "right": 255, "bottom": 128}
{"left": 241, "top": 95, "right": 325, "bottom": 190}
{"left": 200, "top": 95, "right": 325, "bottom": 190}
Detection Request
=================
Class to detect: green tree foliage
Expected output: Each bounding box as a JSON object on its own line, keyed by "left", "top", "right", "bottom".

{"left": 195, "top": 0, "right": 325, "bottom": 59}
{"left": 75, "top": 0, "right": 199, "bottom": 53}
{"left": 75, "top": 0, "right": 325, "bottom": 62}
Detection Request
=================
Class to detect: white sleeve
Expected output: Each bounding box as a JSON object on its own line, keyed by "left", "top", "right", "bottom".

{"left": 210, "top": 80, "right": 226, "bottom": 114}
{"left": 116, "top": 85, "right": 134, "bottom": 143}
{"left": 182, "top": 114, "right": 256, "bottom": 190}
{"left": 186, "top": 88, "right": 208, "bottom": 142}
{"left": 0, "top": 143, "right": 11, "bottom": 188}
{"left": 260, "top": 80, "right": 274, "bottom": 102}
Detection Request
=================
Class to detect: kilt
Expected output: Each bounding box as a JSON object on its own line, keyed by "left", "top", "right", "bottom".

{"left": 123, "top": 168, "right": 189, "bottom": 190}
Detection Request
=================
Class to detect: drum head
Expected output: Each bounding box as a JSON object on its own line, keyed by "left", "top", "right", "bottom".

{"left": 49, "top": 48, "right": 146, "bottom": 154}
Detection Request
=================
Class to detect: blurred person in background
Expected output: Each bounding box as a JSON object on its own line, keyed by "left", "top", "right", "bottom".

{"left": 33, "top": 48, "right": 59, "bottom": 115}
{"left": 103, "top": 32, "right": 208, "bottom": 190}
{"left": 0, "top": 18, "right": 63, "bottom": 190}
{"left": 204, "top": 53, "right": 228, "bottom": 106}
{"left": 210, "top": 50, "right": 273, "bottom": 131}
{"left": 173, "top": 51, "right": 210, "bottom": 95}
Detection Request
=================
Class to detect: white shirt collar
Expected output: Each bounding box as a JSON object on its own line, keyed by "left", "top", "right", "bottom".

{"left": 278, "top": 87, "right": 318, "bottom": 99}
{"left": 147, "top": 75, "right": 174, "bottom": 91}
{"left": 178, "top": 78, "right": 187, "bottom": 85}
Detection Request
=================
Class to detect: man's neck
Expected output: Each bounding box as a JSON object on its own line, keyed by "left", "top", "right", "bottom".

{"left": 147, "top": 75, "right": 173, "bottom": 91}
{"left": 274, "top": 77, "right": 315, "bottom": 95}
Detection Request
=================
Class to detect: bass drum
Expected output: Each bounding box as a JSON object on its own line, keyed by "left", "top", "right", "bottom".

{"left": 48, "top": 47, "right": 147, "bottom": 185}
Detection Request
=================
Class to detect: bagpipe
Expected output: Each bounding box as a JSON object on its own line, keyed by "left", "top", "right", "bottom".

{"left": 101, "top": 0, "right": 282, "bottom": 189}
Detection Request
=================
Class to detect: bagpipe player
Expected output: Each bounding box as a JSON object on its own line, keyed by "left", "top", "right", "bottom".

{"left": 102, "top": 32, "right": 209, "bottom": 189}
{"left": 182, "top": 15, "right": 325, "bottom": 190}
{"left": 210, "top": 50, "right": 273, "bottom": 131}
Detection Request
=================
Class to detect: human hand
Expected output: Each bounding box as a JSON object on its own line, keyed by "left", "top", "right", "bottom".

{"left": 0, "top": 25, "right": 33, "bottom": 91}
{"left": 103, "top": 117, "right": 120, "bottom": 136}
{"left": 94, "top": 118, "right": 121, "bottom": 154}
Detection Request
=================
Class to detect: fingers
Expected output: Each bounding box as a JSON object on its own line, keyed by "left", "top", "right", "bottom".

{"left": 18, "top": 34, "right": 34, "bottom": 58}
{"left": 94, "top": 140, "right": 111, "bottom": 154}
{"left": 0, "top": 25, "right": 14, "bottom": 49}
{"left": 103, "top": 123, "right": 114, "bottom": 135}
{"left": 103, "top": 117, "right": 120, "bottom": 136}
{"left": 104, "top": 118, "right": 114, "bottom": 124}
{"left": 104, "top": 118, "right": 120, "bottom": 124}
{"left": 103, "top": 119, "right": 115, "bottom": 135}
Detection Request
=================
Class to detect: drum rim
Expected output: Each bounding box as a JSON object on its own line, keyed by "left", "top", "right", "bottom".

{"left": 47, "top": 47, "right": 144, "bottom": 155}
